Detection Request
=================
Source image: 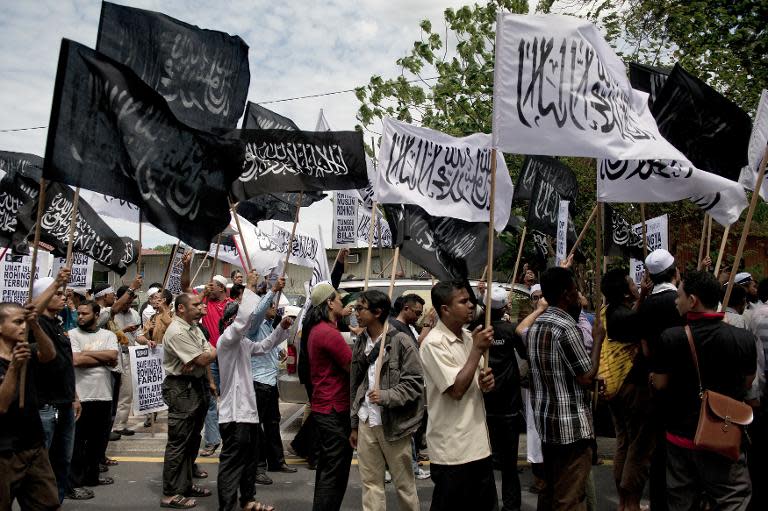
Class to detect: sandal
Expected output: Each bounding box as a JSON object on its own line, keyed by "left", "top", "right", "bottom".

{"left": 161, "top": 495, "right": 197, "bottom": 509}
{"left": 186, "top": 485, "right": 212, "bottom": 498}
{"left": 104, "top": 457, "right": 119, "bottom": 466}
{"left": 242, "top": 502, "right": 274, "bottom": 511}
{"left": 193, "top": 466, "right": 208, "bottom": 479}
{"left": 199, "top": 443, "right": 219, "bottom": 457}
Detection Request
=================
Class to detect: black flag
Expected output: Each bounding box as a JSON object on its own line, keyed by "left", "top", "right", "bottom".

{"left": 44, "top": 39, "right": 244, "bottom": 250}
{"left": 628, "top": 62, "right": 671, "bottom": 109}
{"left": 119, "top": 237, "right": 141, "bottom": 271}
{"left": 603, "top": 204, "right": 644, "bottom": 260}
{"left": 14, "top": 182, "right": 129, "bottom": 275}
{"left": 235, "top": 193, "right": 323, "bottom": 225}
{"left": 96, "top": 1, "right": 250, "bottom": 131}
{"left": 242, "top": 102, "right": 300, "bottom": 131}
{"left": 526, "top": 172, "right": 578, "bottom": 239}
{"left": 384, "top": 204, "right": 506, "bottom": 281}
{"left": 0, "top": 151, "right": 44, "bottom": 181}
{"left": 230, "top": 129, "right": 369, "bottom": 198}
{"left": 652, "top": 64, "right": 752, "bottom": 181}
{"left": 0, "top": 169, "right": 39, "bottom": 248}
{"left": 515, "top": 155, "right": 578, "bottom": 203}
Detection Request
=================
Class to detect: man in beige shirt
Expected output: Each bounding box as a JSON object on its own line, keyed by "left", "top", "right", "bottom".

{"left": 160, "top": 293, "right": 216, "bottom": 508}
{"left": 420, "top": 280, "right": 497, "bottom": 511}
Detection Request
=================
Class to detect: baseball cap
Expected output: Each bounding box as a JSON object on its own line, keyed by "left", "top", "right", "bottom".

{"left": 485, "top": 285, "right": 509, "bottom": 310}
{"left": 645, "top": 249, "right": 675, "bottom": 276}
{"left": 309, "top": 282, "right": 347, "bottom": 307}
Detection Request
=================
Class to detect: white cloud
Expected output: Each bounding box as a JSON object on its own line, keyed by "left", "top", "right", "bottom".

{"left": 0, "top": 0, "right": 469, "bottom": 247}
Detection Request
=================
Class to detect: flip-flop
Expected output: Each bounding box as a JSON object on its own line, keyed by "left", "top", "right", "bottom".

{"left": 161, "top": 495, "right": 197, "bottom": 509}
{"left": 104, "top": 458, "right": 119, "bottom": 466}
{"left": 242, "top": 501, "right": 275, "bottom": 511}
{"left": 193, "top": 467, "right": 208, "bottom": 479}
{"left": 199, "top": 444, "right": 219, "bottom": 457}
{"left": 186, "top": 485, "right": 212, "bottom": 498}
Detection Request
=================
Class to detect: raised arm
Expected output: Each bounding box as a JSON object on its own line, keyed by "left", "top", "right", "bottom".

{"left": 30, "top": 267, "right": 71, "bottom": 314}
{"left": 111, "top": 274, "right": 142, "bottom": 314}
{"left": 249, "top": 316, "right": 292, "bottom": 356}
{"left": 515, "top": 298, "right": 548, "bottom": 338}
{"left": 445, "top": 325, "right": 493, "bottom": 400}
{"left": 180, "top": 251, "right": 194, "bottom": 293}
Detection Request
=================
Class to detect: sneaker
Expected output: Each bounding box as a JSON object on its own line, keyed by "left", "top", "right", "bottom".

{"left": 384, "top": 470, "right": 392, "bottom": 484}
{"left": 66, "top": 487, "right": 95, "bottom": 500}
{"left": 414, "top": 467, "right": 431, "bottom": 480}
{"left": 114, "top": 428, "right": 134, "bottom": 436}
{"left": 254, "top": 472, "right": 273, "bottom": 485}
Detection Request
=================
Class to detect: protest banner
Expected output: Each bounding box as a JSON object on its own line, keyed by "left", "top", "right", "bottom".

{"left": 492, "top": 14, "right": 687, "bottom": 161}
{"left": 629, "top": 214, "right": 669, "bottom": 285}
{"left": 0, "top": 252, "right": 50, "bottom": 304}
{"left": 164, "top": 246, "right": 186, "bottom": 295}
{"left": 51, "top": 252, "right": 93, "bottom": 289}
{"left": 129, "top": 345, "right": 168, "bottom": 415}
{"left": 556, "top": 200, "right": 569, "bottom": 266}
{"left": 332, "top": 192, "right": 358, "bottom": 248}
{"left": 376, "top": 117, "right": 512, "bottom": 229}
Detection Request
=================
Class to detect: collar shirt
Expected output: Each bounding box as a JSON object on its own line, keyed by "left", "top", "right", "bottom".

{"left": 217, "top": 289, "right": 288, "bottom": 424}
{"left": 162, "top": 316, "right": 212, "bottom": 378}
{"left": 250, "top": 319, "right": 280, "bottom": 386}
{"left": 652, "top": 282, "right": 678, "bottom": 295}
{"left": 527, "top": 306, "right": 594, "bottom": 445}
{"left": 357, "top": 329, "right": 385, "bottom": 427}
{"left": 419, "top": 320, "right": 491, "bottom": 465}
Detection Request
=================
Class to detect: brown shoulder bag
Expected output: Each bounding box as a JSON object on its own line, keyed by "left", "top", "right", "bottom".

{"left": 685, "top": 326, "right": 753, "bottom": 461}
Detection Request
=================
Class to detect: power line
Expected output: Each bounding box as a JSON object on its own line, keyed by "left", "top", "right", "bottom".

{"left": 0, "top": 76, "right": 440, "bottom": 133}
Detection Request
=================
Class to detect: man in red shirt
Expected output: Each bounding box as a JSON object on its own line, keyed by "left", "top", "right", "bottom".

{"left": 302, "top": 282, "right": 352, "bottom": 511}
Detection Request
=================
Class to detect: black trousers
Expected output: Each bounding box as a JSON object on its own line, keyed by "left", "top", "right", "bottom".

{"left": 312, "top": 410, "right": 353, "bottom": 511}
{"left": 430, "top": 456, "right": 498, "bottom": 511}
{"left": 488, "top": 414, "right": 522, "bottom": 511}
{"left": 218, "top": 422, "right": 260, "bottom": 511}
{"left": 254, "top": 382, "right": 284, "bottom": 472}
{"left": 69, "top": 400, "right": 113, "bottom": 487}
{"left": 161, "top": 376, "right": 209, "bottom": 497}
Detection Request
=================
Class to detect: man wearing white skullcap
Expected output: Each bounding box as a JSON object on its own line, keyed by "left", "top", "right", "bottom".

{"left": 637, "top": 248, "right": 685, "bottom": 509}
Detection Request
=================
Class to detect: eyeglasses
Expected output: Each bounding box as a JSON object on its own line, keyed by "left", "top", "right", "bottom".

{"left": 354, "top": 305, "right": 369, "bottom": 312}
{"left": 531, "top": 295, "right": 542, "bottom": 301}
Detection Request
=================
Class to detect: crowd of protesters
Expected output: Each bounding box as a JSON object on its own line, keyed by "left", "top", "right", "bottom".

{"left": 1, "top": 243, "right": 765, "bottom": 511}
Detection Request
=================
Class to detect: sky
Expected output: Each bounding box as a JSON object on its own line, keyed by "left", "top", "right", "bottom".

{"left": 0, "top": 0, "right": 472, "bottom": 247}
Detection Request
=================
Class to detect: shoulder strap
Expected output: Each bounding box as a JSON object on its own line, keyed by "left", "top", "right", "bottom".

{"left": 684, "top": 325, "right": 704, "bottom": 397}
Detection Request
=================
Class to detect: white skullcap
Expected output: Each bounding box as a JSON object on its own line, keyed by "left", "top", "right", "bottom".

{"left": 146, "top": 287, "right": 160, "bottom": 297}
{"left": 94, "top": 286, "right": 115, "bottom": 298}
{"left": 530, "top": 284, "right": 542, "bottom": 294}
{"left": 735, "top": 272, "right": 752, "bottom": 285}
{"left": 645, "top": 249, "right": 675, "bottom": 276}
{"left": 485, "top": 285, "right": 509, "bottom": 310}
{"left": 71, "top": 287, "right": 89, "bottom": 298}
{"left": 32, "top": 277, "right": 55, "bottom": 299}
{"left": 212, "top": 275, "right": 228, "bottom": 287}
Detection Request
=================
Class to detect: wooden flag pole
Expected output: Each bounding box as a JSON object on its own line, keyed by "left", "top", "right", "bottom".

{"left": 640, "top": 203, "right": 648, "bottom": 259}
{"left": 480, "top": 265, "right": 488, "bottom": 282}
{"left": 275, "top": 193, "right": 304, "bottom": 303}
{"left": 567, "top": 204, "right": 599, "bottom": 259}
{"left": 509, "top": 226, "right": 527, "bottom": 286}
{"left": 229, "top": 198, "right": 253, "bottom": 272}
{"left": 190, "top": 252, "right": 209, "bottom": 287}
{"left": 137, "top": 210, "right": 143, "bottom": 273}
{"left": 714, "top": 225, "right": 731, "bottom": 277}
{"left": 163, "top": 242, "right": 180, "bottom": 290}
{"left": 20, "top": 179, "right": 48, "bottom": 409}
{"left": 483, "top": 148, "right": 498, "bottom": 370}
{"left": 697, "top": 214, "right": 709, "bottom": 270}
{"left": 722, "top": 147, "right": 768, "bottom": 311}
{"left": 594, "top": 202, "right": 604, "bottom": 309}
{"left": 705, "top": 215, "right": 713, "bottom": 262}
{"left": 363, "top": 203, "right": 378, "bottom": 291}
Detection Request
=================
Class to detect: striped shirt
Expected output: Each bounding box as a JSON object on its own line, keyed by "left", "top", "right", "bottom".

{"left": 527, "top": 306, "right": 594, "bottom": 445}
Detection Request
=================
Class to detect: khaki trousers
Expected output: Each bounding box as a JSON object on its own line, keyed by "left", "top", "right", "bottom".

{"left": 357, "top": 423, "right": 419, "bottom": 511}
{"left": 114, "top": 350, "right": 133, "bottom": 429}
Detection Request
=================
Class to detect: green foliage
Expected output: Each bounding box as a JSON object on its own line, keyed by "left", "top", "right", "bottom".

{"left": 151, "top": 244, "right": 176, "bottom": 253}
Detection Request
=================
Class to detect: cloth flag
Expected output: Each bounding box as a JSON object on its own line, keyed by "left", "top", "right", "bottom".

{"left": 375, "top": 117, "right": 513, "bottom": 230}
{"left": 0, "top": 151, "right": 44, "bottom": 181}
{"left": 228, "top": 213, "right": 282, "bottom": 275}
{"left": 235, "top": 193, "right": 324, "bottom": 225}
{"left": 515, "top": 155, "right": 578, "bottom": 203}
{"left": 603, "top": 204, "right": 644, "bottom": 259}
{"left": 44, "top": 39, "right": 244, "bottom": 250}
{"left": 492, "top": 14, "right": 687, "bottom": 161}
{"left": 97, "top": 1, "right": 250, "bottom": 131}
{"left": 357, "top": 207, "right": 393, "bottom": 248}
{"left": 738, "top": 90, "right": 768, "bottom": 201}
{"left": 78, "top": 189, "right": 141, "bottom": 223}
{"left": 628, "top": 63, "right": 671, "bottom": 109}
{"left": 0, "top": 164, "right": 39, "bottom": 248}
{"left": 243, "top": 102, "right": 300, "bottom": 131}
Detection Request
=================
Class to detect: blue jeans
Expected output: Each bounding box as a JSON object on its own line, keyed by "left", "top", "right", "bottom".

{"left": 39, "top": 403, "right": 76, "bottom": 503}
{"left": 204, "top": 361, "right": 221, "bottom": 447}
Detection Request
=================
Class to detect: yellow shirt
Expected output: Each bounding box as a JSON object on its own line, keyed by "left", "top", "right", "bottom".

{"left": 162, "top": 317, "right": 212, "bottom": 378}
{"left": 419, "top": 320, "right": 491, "bottom": 465}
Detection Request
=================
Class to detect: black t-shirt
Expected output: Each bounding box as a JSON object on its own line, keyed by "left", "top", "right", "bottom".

{"left": 0, "top": 350, "right": 44, "bottom": 453}
{"left": 388, "top": 318, "right": 417, "bottom": 346}
{"left": 653, "top": 317, "right": 756, "bottom": 439}
{"left": 484, "top": 320, "right": 526, "bottom": 416}
{"left": 635, "top": 289, "right": 685, "bottom": 377}
{"left": 33, "top": 314, "right": 76, "bottom": 405}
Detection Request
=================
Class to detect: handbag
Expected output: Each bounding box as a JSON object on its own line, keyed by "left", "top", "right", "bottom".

{"left": 598, "top": 306, "right": 638, "bottom": 401}
{"left": 685, "top": 326, "right": 753, "bottom": 461}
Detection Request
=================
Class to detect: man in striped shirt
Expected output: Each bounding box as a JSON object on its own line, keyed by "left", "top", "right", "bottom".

{"left": 527, "top": 267, "right": 604, "bottom": 510}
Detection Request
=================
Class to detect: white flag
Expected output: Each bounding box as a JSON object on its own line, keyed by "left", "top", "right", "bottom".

{"left": 260, "top": 221, "right": 331, "bottom": 286}
{"left": 356, "top": 206, "right": 392, "bottom": 248}
{"left": 738, "top": 90, "right": 768, "bottom": 201}
{"left": 229, "top": 213, "right": 282, "bottom": 275}
{"left": 375, "top": 117, "right": 513, "bottom": 230}
{"left": 78, "top": 189, "right": 140, "bottom": 223}
{"left": 597, "top": 158, "right": 747, "bottom": 226}
{"left": 492, "top": 14, "right": 686, "bottom": 161}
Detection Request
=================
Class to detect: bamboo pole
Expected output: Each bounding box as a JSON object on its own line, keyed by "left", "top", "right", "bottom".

{"left": 363, "top": 203, "right": 378, "bottom": 291}
{"left": 190, "top": 252, "right": 209, "bottom": 287}
{"left": 229, "top": 198, "right": 253, "bottom": 272}
{"left": 705, "top": 215, "right": 713, "bottom": 263}
{"left": 372, "top": 246, "right": 400, "bottom": 391}
{"left": 697, "top": 214, "right": 709, "bottom": 270}
{"left": 483, "top": 148, "right": 498, "bottom": 370}
{"left": 567, "top": 204, "right": 599, "bottom": 259}
{"left": 594, "top": 202, "right": 604, "bottom": 309}
{"left": 20, "top": 179, "right": 48, "bottom": 409}
{"left": 714, "top": 225, "right": 730, "bottom": 277}
{"left": 722, "top": 147, "right": 768, "bottom": 311}
{"left": 640, "top": 203, "right": 648, "bottom": 259}
{"left": 209, "top": 236, "right": 222, "bottom": 284}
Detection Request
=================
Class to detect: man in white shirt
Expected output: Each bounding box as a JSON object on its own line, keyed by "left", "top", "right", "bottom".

{"left": 112, "top": 285, "right": 142, "bottom": 437}
{"left": 68, "top": 301, "right": 119, "bottom": 489}
{"left": 216, "top": 272, "right": 292, "bottom": 511}
{"left": 419, "top": 280, "right": 496, "bottom": 511}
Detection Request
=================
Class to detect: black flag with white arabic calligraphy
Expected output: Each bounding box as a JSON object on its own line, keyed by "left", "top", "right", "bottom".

{"left": 96, "top": 1, "right": 250, "bottom": 131}
{"left": 44, "top": 39, "right": 244, "bottom": 250}
{"left": 602, "top": 204, "right": 644, "bottom": 260}
{"left": 515, "top": 155, "right": 578, "bottom": 203}
{"left": 0, "top": 168, "right": 39, "bottom": 248}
